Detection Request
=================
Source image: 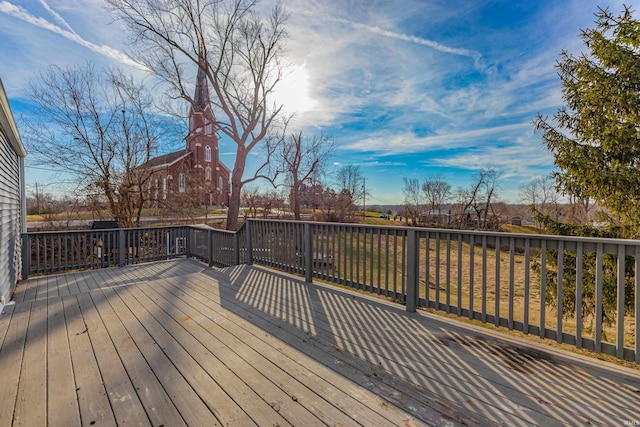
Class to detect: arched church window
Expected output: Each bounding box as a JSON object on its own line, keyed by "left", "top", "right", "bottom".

{"left": 179, "top": 173, "right": 185, "bottom": 192}
{"left": 205, "top": 145, "right": 211, "bottom": 162}
{"left": 162, "top": 177, "right": 167, "bottom": 199}
{"left": 205, "top": 167, "right": 211, "bottom": 181}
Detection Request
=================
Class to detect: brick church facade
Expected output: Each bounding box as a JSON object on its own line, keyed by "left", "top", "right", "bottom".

{"left": 140, "top": 67, "right": 231, "bottom": 207}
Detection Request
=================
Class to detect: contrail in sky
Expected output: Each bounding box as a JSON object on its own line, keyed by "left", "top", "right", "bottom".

{"left": 332, "top": 16, "right": 484, "bottom": 67}
{"left": 0, "top": 1, "right": 145, "bottom": 70}
{"left": 38, "top": 0, "right": 76, "bottom": 35}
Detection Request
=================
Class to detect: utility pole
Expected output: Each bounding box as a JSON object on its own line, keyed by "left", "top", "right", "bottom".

{"left": 35, "top": 182, "right": 40, "bottom": 213}
{"left": 362, "top": 177, "right": 366, "bottom": 218}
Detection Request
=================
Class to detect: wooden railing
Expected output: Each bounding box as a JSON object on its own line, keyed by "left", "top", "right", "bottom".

{"left": 242, "top": 219, "right": 639, "bottom": 363}
{"left": 21, "top": 219, "right": 640, "bottom": 363}
{"left": 22, "top": 226, "right": 188, "bottom": 276}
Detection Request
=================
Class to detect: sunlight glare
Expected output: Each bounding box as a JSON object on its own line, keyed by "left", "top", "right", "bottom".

{"left": 274, "top": 63, "right": 316, "bottom": 115}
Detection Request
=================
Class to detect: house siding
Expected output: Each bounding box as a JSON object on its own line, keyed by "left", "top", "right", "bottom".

{"left": 0, "top": 127, "right": 21, "bottom": 303}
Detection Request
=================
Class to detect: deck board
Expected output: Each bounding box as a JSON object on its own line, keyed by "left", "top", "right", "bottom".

{"left": 0, "top": 302, "right": 30, "bottom": 427}
{"left": 190, "top": 268, "right": 503, "bottom": 426}
{"left": 94, "top": 286, "right": 222, "bottom": 426}
{"left": 86, "top": 288, "right": 187, "bottom": 427}
{"left": 141, "top": 276, "right": 394, "bottom": 426}
{"left": 46, "top": 297, "right": 81, "bottom": 427}
{"left": 162, "top": 271, "right": 433, "bottom": 426}
{"left": 76, "top": 292, "right": 150, "bottom": 426}
{"left": 103, "top": 284, "right": 252, "bottom": 426}
{"left": 63, "top": 294, "right": 116, "bottom": 427}
{"left": 4, "top": 259, "right": 640, "bottom": 427}
{"left": 116, "top": 283, "right": 292, "bottom": 426}
{"left": 14, "top": 299, "right": 47, "bottom": 426}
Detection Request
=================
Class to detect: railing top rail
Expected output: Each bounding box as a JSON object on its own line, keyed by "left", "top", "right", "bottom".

{"left": 186, "top": 224, "right": 237, "bottom": 235}
{"left": 246, "top": 218, "right": 640, "bottom": 246}
{"left": 24, "top": 224, "right": 187, "bottom": 236}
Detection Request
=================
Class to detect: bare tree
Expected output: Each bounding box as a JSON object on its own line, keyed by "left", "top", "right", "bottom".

{"left": 566, "top": 194, "right": 594, "bottom": 224}
{"left": 278, "top": 132, "right": 333, "bottom": 220}
{"left": 23, "top": 64, "right": 167, "bottom": 227}
{"left": 422, "top": 175, "right": 451, "bottom": 215}
{"left": 241, "top": 186, "right": 261, "bottom": 218}
{"left": 402, "top": 177, "right": 423, "bottom": 225}
{"left": 455, "top": 169, "right": 500, "bottom": 230}
{"left": 335, "top": 164, "right": 365, "bottom": 214}
{"left": 520, "top": 174, "right": 561, "bottom": 229}
{"left": 108, "top": 0, "right": 290, "bottom": 229}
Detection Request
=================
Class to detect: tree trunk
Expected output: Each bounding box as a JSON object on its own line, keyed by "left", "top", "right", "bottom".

{"left": 226, "top": 152, "right": 246, "bottom": 230}
{"left": 292, "top": 181, "right": 301, "bottom": 220}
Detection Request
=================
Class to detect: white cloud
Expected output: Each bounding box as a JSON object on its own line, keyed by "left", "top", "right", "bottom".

{"left": 0, "top": 1, "right": 144, "bottom": 70}
{"left": 429, "top": 138, "right": 555, "bottom": 179}
{"left": 344, "top": 123, "right": 531, "bottom": 154}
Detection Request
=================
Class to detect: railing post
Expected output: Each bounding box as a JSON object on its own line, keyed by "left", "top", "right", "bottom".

{"left": 406, "top": 229, "right": 419, "bottom": 313}
{"left": 118, "top": 229, "right": 125, "bottom": 267}
{"left": 233, "top": 233, "right": 240, "bottom": 266}
{"left": 245, "top": 220, "right": 253, "bottom": 265}
{"left": 304, "top": 223, "right": 313, "bottom": 283}
{"left": 208, "top": 229, "right": 213, "bottom": 268}
{"left": 21, "top": 233, "right": 29, "bottom": 280}
{"left": 185, "top": 227, "right": 191, "bottom": 258}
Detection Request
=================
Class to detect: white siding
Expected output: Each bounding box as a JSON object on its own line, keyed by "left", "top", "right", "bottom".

{"left": 0, "top": 127, "right": 21, "bottom": 303}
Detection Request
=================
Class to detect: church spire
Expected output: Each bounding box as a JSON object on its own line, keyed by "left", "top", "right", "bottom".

{"left": 193, "top": 62, "right": 210, "bottom": 113}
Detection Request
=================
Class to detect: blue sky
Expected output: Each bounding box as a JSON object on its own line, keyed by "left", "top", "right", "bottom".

{"left": 0, "top": 0, "right": 628, "bottom": 205}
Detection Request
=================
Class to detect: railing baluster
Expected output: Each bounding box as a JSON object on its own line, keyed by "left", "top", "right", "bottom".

{"left": 457, "top": 233, "right": 462, "bottom": 316}
{"left": 362, "top": 228, "right": 367, "bottom": 290}
{"left": 435, "top": 233, "right": 440, "bottom": 309}
{"left": 425, "top": 231, "right": 430, "bottom": 307}
{"left": 616, "top": 245, "right": 625, "bottom": 359}
{"left": 384, "top": 229, "right": 391, "bottom": 296}
{"left": 576, "top": 242, "right": 583, "bottom": 349}
{"left": 406, "top": 229, "right": 419, "bottom": 313}
{"left": 635, "top": 245, "right": 640, "bottom": 364}
{"left": 540, "top": 240, "right": 547, "bottom": 339}
{"left": 446, "top": 233, "right": 451, "bottom": 312}
{"left": 370, "top": 228, "right": 374, "bottom": 292}
{"left": 401, "top": 231, "right": 406, "bottom": 299}
{"left": 509, "top": 237, "right": 515, "bottom": 330}
{"left": 481, "top": 235, "right": 487, "bottom": 323}
{"left": 468, "top": 234, "right": 474, "bottom": 320}
{"left": 524, "top": 239, "right": 530, "bottom": 334}
{"left": 356, "top": 227, "right": 361, "bottom": 289}
{"left": 595, "top": 243, "right": 603, "bottom": 353}
{"left": 557, "top": 241, "right": 564, "bottom": 342}
{"left": 495, "top": 235, "right": 500, "bottom": 327}
{"left": 376, "top": 228, "right": 381, "bottom": 294}
{"left": 392, "top": 229, "right": 397, "bottom": 298}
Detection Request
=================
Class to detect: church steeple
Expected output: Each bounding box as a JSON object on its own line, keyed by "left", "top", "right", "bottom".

{"left": 193, "top": 64, "right": 210, "bottom": 113}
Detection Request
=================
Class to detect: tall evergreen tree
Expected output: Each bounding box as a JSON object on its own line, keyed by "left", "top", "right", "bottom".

{"left": 536, "top": 6, "right": 640, "bottom": 237}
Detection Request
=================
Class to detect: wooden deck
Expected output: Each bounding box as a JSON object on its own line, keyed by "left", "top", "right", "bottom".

{"left": 1, "top": 259, "right": 639, "bottom": 426}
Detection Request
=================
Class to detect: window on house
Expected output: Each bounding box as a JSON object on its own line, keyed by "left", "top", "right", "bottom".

{"left": 219, "top": 176, "right": 223, "bottom": 191}
{"left": 154, "top": 178, "right": 159, "bottom": 200}
{"left": 205, "top": 123, "right": 212, "bottom": 136}
{"left": 179, "top": 173, "right": 185, "bottom": 192}
{"left": 205, "top": 167, "right": 211, "bottom": 181}
{"left": 162, "top": 177, "right": 167, "bottom": 199}
{"left": 205, "top": 145, "right": 211, "bottom": 162}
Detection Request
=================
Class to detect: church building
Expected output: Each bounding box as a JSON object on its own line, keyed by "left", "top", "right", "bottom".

{"left": 140, "top": 67, "right": 230, "bottom": 207}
